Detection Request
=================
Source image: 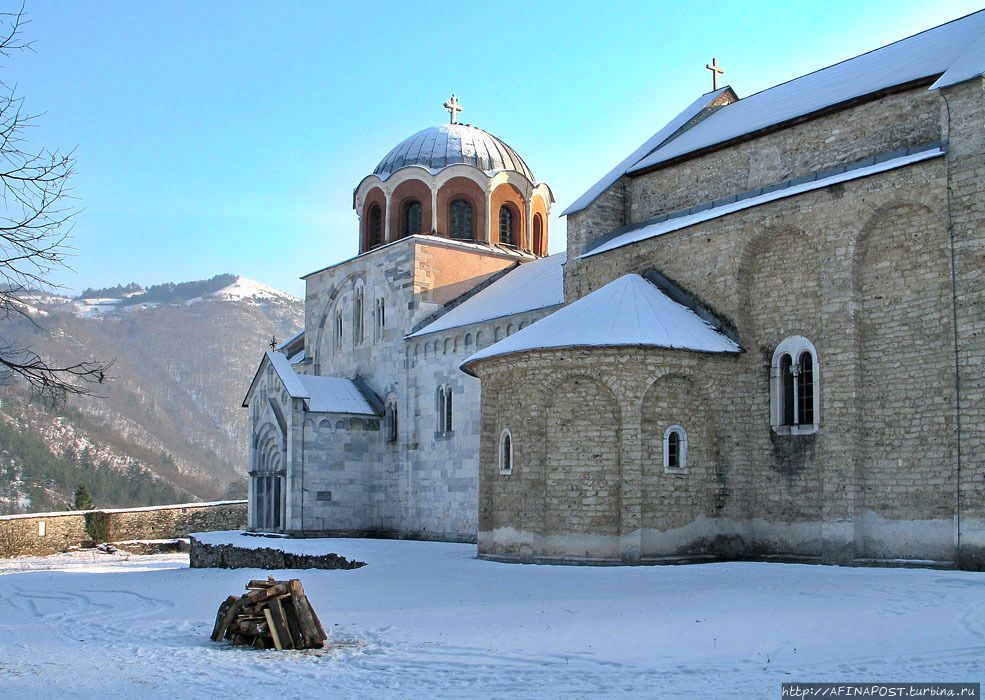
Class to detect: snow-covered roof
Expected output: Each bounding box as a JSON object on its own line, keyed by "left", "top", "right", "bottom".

{"left": 564, "top": 10, "right": 985, "bottom": 214}
{"left": 461, "top": 274, "right": 739, "bottom": 374}
{"left": 276, "top": 329, "right": 304, "bottom": 351}
{"left": 561, "top": 88, "right": 733, "bottom": 216}
{"left": 582, "top": 146, "right": 943, "bottom": 260}
{"left": 296, "top": 375, "right": 380, "bottom": 416}
{"left": 243, "top": 351, "right": 381, "bottom": 415}
{"left": 409, "top": 252, "right": 566, "bottom": 338}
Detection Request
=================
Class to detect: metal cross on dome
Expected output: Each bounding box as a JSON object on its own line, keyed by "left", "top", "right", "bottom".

{"left": 706, "top": 57, "right": 725, "bottom": 91}
{"left": 443, "top": 94, "right": 463, "bottom": 124}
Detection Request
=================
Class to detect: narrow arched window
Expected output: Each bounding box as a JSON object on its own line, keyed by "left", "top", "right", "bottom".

{"left": 353, "top": 287, "right": 364, "bottom": 344}
{"left": 445, "top": 386, "right": 453, "bottom": 433}
{"left": 663, "top": 425, "right": 688, "bottom": 472}
{"left": 499, "top": 205, "right": 514, "bottom": 246}
{"left": 449, "top": 199, "right": 473, "bottom": 239}
{"left": 404, "top": 200, "right": 422, "bottom": 236}
{"left": 499, "top": 429, "right": 513, "bottom": 474}
{"left": 780, "top": 353, "right": 794, "bottom": 426}
{"left": 335, "top": 309, "right": 344, "bottom": 350}
{"left": 374, "top": 297, "right": 386, "bottom": 342}
{"left": 772, "top": 336, "right": 819, "bottom": 435}
{"left": 368, "top": 204, "right": 383, "bottom": 248}
{"left": 797, "top": 351, "right": 814, "bottom": 426}
{"left": 386, "top": 399, "right": 398, "bottom": 442}
{"left": 436, "top": 386, "right": 446, "bottom": 433}
{"left": 533, "top": 213, "right": 544, "bottom": 255}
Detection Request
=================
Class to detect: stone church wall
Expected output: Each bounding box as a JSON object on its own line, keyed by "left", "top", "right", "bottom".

{"left": 483, "top": 119, "right": 969, "bottom": 563}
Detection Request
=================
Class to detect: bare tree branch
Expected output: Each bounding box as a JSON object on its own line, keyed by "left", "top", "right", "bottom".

{"left": 0, "top": 5, "right": 112, "bottom": 401}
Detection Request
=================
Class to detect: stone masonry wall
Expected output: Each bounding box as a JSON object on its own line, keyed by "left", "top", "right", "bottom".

{"left": 0, "top": 501, "right": 247, "bottom": 558}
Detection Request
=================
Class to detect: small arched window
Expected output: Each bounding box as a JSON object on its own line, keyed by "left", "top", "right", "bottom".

{"left": 663, "top": 425, "right": 688, "bottom": 472}
{"left": 335, "top": 309, "right": 344, "bottom": 350}
{"left": 499, "top": 429, "right": 513, "bottom": 474}
{"left": 499, "top": 205, "right": 515, "bottom": 246}
{"left": 353, "top": 287, "right": 364, "bottom": 344}
{"left": 772, "top": 336, "right": 820, "bottom": 435}
{"left": 436, "top": 384, "right": 454, "bottom": 434}
{"left": 533, "top": 213, "right": 544, "bottom": 255}
{"left": 374, "top": 297, "right": 386, "bottom": 342}
{"left": 449, "top": 199, "right": 473, "bottom": 240}
{"left": 404, "top": 200, "right": 422, "bottom": 237}
{"left": 368, "top": 204, "right": 383, "bottom": 249}
{"left": 385, "top": 399, "right": 398, "bottom": 442}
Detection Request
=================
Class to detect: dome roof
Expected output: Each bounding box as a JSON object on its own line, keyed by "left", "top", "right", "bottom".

{"left": 374, "top": 123, "right": 535, "bottom": 181}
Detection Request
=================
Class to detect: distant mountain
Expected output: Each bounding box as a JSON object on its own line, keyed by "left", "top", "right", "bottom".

{"left": 0, "top": 275, "right": 304, "bottom": 514}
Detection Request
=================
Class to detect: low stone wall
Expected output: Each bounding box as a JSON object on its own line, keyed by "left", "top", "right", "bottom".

{"left": 189, "top": 536, "right": 365, "bottom": 570}
{"left": 0, "top": 500, "right": 247, "bottom": 558}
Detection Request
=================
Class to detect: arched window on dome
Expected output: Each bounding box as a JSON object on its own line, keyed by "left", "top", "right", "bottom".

{"left": 449, "top": 199, "right": 474, "bottom": 240}
{"left": 499, "top": 205, "right": 515, "bottom": 246}
{"left": 404, "top": 200, "right": 423, "bottom": 237}
{"left": 368, "top": 204, "right": 383, "bottom": 249}
{"left": 533, "top": 213, "right": 544, "bottom": 256}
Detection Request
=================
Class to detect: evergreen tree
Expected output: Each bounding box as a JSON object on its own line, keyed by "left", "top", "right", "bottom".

{"left": 73, "top": 484, "right": 94, "bottom": 510}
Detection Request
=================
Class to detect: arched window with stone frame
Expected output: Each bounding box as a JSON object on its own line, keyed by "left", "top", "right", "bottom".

{"left": 436, "top": 384, "right": 454, "bottom": 434}
{"left": 334, "top": 307, "right": 344, "bottom": 351}
{"left": 663, "top": 425, "right": 688, "bottom": 473}
{"left": 403, "top": 199, "right": 423, "bottom": 237}
{"left": 353, "top": 286, "right": 364, "bottom": 345}
{"left": 499, "top": 429, "right": 513, "bottom": 474}
{"left": 374, "top": 296, "right": 386, "bottom": 342}
{"left": 449, "top": 198, "right": 474, "bottom": 240}
{"left": 436, "top": 386, "right": 446, "bottom": 433}
{"left": 771, "top": 336, "right": 820, "bottom": 435}
{"left": 499, "top": 205, "right": 515, "bottom": 246}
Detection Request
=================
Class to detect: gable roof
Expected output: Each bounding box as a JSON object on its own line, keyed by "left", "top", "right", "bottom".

{"left": 243, "top": 351, "right": 381, "bottom": 416}
{"left": 561, "top": 87, "right": 734, "bottom": 216}
{"left": 564, "top": 9, "right": 985, "bottom": 215}
{"left": 408, "top": 252, "right": 566, "bottom": 338}
{"left": 461, "top": 274, "right": 739, "bottom": 375}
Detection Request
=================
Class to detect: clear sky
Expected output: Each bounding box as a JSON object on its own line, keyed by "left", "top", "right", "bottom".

{"left": 8, "top": 0, "right": 982, "bottom": 297}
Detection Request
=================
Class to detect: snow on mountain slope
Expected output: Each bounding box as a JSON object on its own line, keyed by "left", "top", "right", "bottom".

{"left": 208, "top": 277, "right": 297, "bottom": 304}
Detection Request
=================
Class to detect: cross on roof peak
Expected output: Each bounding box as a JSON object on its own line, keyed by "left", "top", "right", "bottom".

{"left": 443, "top": 94, "right": 463, "bottom": 124}
{"left": 706, "top": 57, "right": 725, "bottom": 91}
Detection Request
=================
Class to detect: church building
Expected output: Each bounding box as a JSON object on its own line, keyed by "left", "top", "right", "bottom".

{"left": 464, "top": 11, "right": 985, "bottom": 569}
{"left": 243, "top": 97, "right": 560, "bottom": 541}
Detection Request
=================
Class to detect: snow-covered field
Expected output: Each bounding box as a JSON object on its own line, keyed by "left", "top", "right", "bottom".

{"left": 1, "top": 536, "right": 983, "bottom": 698}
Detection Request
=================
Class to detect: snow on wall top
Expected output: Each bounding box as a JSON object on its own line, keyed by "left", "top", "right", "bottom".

{"left": 628, "top": 11, "right": 985, "bottom": 175}
{"left": 561, "top": 88, "right": 732, "bottom": 216}
{"left": 461, "top": 273, "right": 739, "bottom": 374}
{"left": 409, "top": 252, "right": 566, "bottom": 338}
{"left": 582, "top": 147, "right": 944, "bottom": 259}
{"left": 297, "top": 375, "right": 380, "bottom": 416}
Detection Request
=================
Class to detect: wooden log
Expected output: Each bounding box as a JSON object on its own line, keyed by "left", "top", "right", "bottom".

{"left": 212, "top": 595, "right": 250, "bottom": 642}
{"left": 280, "top": 597, "right": 305, "bottom": 650}
{"left": 210, "top": 595, "right": 239, "bottom": 642}
{"left": 244, "top": 583, "right": 288, "bottom": 604}
{"left": 267, "top": 598, "right": 295, "bottom": 650}
{"left": 238, "top": 619, "right": 269, "bottom": 636}
{"left": 288, "top": 579, "right": 325, "bottom": 647}
{"left": 263, "top": 609, "right": 284, "bottom": 651}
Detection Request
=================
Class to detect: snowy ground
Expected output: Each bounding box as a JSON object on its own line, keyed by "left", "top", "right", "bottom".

{"left": 1, "top": 536, "right": 983, "bottom": 698}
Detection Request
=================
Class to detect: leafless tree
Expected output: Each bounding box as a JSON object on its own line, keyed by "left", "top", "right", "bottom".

{"left": 0, "top": 5, "right": 111, "bottom": 400}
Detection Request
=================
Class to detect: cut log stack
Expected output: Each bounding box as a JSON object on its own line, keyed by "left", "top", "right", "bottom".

{"left": 210, "top": 577, "right": 327, "bottom": 650}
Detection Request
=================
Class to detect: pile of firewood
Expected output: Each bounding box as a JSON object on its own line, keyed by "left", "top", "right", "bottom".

{"left": 210, "top": 577, "right": 326, "bottom": 650}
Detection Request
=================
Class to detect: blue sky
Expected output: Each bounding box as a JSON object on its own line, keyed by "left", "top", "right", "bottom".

{"left": 9, "top": 0, "right": 982, "bottom": 297}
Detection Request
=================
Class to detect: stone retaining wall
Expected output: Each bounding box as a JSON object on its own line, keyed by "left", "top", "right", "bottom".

{"left": 0, "top": 500, "right": 247, "bottom": 558}
{"left": 188, "top": 536, "right": 365, "bottom": 570}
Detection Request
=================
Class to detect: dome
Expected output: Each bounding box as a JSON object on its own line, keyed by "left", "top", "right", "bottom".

{"left": 374, "top": 123, "right": 535, "bottom": 181}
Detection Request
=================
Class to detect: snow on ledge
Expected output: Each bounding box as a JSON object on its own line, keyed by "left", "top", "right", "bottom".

{"left": 582, "top": 147, "right": 945, "bottom": 259}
